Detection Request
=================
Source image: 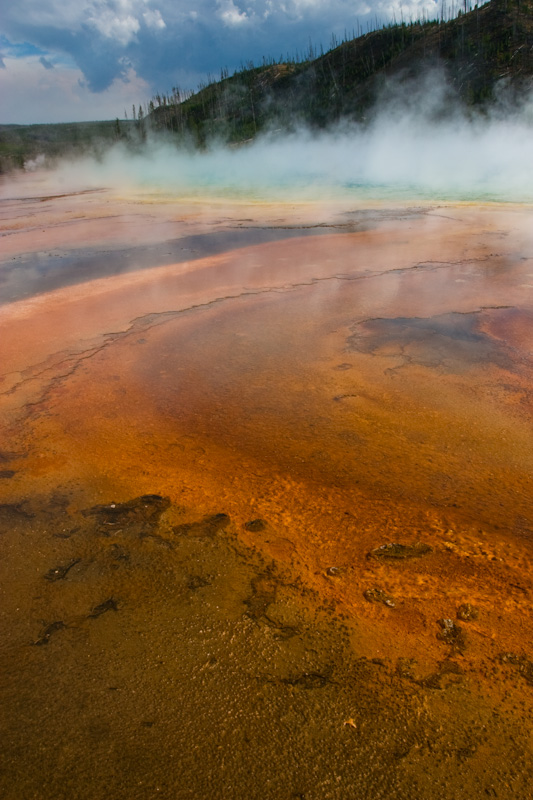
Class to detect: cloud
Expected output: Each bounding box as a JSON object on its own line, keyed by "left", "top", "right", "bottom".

{"left": 0, "top": 0, "right": 486, "bottom": 123}
{"left": 87, "top": 9, "right": 141, "bottom": 46}
{"left": 39, "top": 55, "right": 54, "bottom": 68}
{"left": 0, "top": 54, "right": 149, "bottom": 123}
{"left": 143, "top": 9, "right": 166, "bottom": 29}
{"left": 217, "top": 1, "right": 250, "bottom": 26}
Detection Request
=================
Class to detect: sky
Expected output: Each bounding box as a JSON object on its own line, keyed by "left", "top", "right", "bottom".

{"left": 0, "top": 0, "right": 474, "bottom": 125}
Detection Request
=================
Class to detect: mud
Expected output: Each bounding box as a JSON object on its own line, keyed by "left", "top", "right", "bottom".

{"left": 1, "top": 175, "right": 533, "bottom": 799}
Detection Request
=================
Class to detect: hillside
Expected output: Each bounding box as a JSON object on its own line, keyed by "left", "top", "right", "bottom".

{"left": 150, "top": 0, "right": 533, "bottom": 143}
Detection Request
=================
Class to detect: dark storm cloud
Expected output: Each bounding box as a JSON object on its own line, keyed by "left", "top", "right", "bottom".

{"left": 1, "top": 0, "right": 446, "bottom": 93}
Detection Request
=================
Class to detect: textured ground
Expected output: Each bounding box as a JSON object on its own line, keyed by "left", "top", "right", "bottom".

{"left": 1, "top": 173, "right": 532, "bottom": 799}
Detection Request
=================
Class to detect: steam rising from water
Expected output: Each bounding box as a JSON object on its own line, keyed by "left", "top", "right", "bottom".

{"left": 16, "top": 74, "right": 533, "bottom": 203}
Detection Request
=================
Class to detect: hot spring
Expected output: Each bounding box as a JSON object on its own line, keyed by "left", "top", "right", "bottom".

{"left": 1, "top": 126, "right": 533, "bottom": 799}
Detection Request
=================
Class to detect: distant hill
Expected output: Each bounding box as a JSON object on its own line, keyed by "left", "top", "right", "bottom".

{"left": 0, "top": 119, "right": 135, "bottom": 173}
{"left": 149, "top": 0, "right": 533, "bottom": 143}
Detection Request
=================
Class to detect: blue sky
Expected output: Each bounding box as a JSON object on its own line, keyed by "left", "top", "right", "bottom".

{"left": 0, "top": 0, "right": 457, "bottom": 124}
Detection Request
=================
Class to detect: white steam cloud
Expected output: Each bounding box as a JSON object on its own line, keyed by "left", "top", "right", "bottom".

{"left": 19, "top": 72, "right": 533, "bottom": 204}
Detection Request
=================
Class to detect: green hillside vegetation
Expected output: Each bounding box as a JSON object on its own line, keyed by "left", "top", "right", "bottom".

{"left": 0, "top": 119, "right": 135, "bottom": 173}
{"left": 147, "top": 0, "right": 533, "bottom": 144}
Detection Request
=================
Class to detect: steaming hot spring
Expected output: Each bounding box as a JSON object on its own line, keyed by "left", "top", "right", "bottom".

{"left": 1, "top": 135, "right": 533, "bottom": 800}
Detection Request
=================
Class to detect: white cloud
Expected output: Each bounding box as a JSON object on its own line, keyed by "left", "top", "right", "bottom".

{"left": 217, "top": 0, "right": 250, "bottom": 26}
{"left": 2, "top": 0, "right": 167, "bottom": 36}
{"left": 143, "top": 8, "right": 166, "bottom": 29}
{"left": 0, "top": 55, "right": 149, "bottom": 123}
{"left": 0, "top": 0, "right": 479, "bottom": 33}
{"left": 87, "top": 9, "right": 141, "bottom": 44}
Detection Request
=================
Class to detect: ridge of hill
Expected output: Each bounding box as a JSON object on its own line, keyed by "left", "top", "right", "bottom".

{"left": 149, "top": 0, "right": 533, "bottom": 143}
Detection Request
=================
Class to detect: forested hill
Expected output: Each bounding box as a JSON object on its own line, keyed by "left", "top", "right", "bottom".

{"left": 148, "top": 0, "right": 533, "bottom": 143}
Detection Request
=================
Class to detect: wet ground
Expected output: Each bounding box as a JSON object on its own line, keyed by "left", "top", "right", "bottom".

{"left": 1, "top": 173, "right": 533, "bottom": 799}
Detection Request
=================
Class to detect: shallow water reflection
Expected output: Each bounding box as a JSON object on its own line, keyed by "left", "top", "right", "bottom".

{"left": 1, "top": 180, "right": 533, "bottom": 799}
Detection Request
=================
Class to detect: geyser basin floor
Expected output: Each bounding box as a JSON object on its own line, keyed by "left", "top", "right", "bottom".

{"left": 1, "top": 181, "right": 533, "bottom": 799}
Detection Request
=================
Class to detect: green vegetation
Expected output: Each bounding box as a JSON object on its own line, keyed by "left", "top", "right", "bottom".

{"left": 146, "top": 0, "right": 533, "bottom": 145}
{"left": 0, "top": 119, "right": 136, "bottom": 174}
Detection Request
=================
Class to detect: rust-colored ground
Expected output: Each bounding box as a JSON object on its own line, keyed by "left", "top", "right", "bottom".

{"left": 1, "top": 176, "right": 532, "bottom": 799}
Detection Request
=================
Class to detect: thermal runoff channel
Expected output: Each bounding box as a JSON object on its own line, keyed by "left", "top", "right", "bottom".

{"left": 1, "top": 113, "right": 533, "bottom": 800}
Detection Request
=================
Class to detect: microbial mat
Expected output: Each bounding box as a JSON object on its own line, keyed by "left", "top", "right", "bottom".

{"left": 1, "top": 169, "right": 532, "bottom": 799}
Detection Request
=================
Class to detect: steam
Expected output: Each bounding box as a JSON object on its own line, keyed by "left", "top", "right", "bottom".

{"left": 15, "top": 71, "right": 533, "bottom": 203}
